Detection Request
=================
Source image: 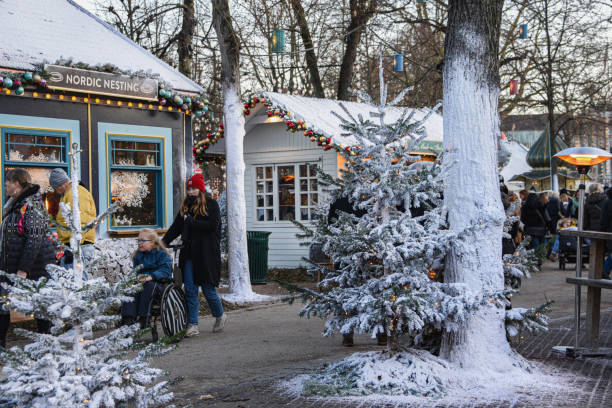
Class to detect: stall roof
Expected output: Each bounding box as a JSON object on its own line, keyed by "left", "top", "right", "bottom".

{"left": 250, "top": 92, "right": 443, "bottom": 152}
{"left": 0, "top": 0, "right": 203, "bottom": 94}
{"left": 500, "top": 141, "right": 532, "bottom": 182}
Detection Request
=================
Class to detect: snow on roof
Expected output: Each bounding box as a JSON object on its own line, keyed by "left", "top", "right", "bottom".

{"left": 259, "top": 92, "right": 443, "bottom": 149}
{"left": 0, "top": 0, "right": 203, "bottom": 93}
{"left": 500, "top": 140, "right": 532, "bottom": 182}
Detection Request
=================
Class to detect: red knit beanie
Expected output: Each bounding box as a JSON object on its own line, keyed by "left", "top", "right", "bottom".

{"left": 186, "top": 173, "right": 206, "bottom": 193}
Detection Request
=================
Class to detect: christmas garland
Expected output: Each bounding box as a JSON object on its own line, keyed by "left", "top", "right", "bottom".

{"left": 0, "top": 60, "right": 211, "bottom": 116}
{"left": 193, "top": 92, "right": 358, "bottom": 164}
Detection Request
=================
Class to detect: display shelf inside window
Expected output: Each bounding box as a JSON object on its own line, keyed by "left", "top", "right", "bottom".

{"left": 3, "top": 130, "right": 69, "bottom": 219}
{"left": 109, "top": 138, "right": 163, "bottom": 228}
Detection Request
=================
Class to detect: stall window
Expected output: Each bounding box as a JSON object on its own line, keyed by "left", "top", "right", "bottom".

{"left": 1, "top": 127, "right": 69, "bottom": 217}
{"left": 108, "top": 136, "right": 163, "bottom": 228}
{"left": 254, "top": 162, "right": 318, "bottom": 222}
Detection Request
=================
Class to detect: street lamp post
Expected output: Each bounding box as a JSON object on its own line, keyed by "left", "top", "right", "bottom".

{"left": 554, "top": 146, "right": 612, "bottom": 349}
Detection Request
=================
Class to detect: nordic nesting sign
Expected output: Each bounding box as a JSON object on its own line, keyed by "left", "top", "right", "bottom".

{"left": 44, "top": 65, "right": 159, "bottom": 101}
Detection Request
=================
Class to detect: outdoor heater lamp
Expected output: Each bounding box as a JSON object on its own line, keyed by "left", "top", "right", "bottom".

{"left": 554, "top": 146, "right": 612, "bottom": 174}
{"left": 553, "top": 146, "right": 612, "bottom": 351}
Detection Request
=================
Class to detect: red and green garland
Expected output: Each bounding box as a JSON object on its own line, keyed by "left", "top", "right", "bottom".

{"left": 193, "top": 92, "right": 359, "bottom": 164}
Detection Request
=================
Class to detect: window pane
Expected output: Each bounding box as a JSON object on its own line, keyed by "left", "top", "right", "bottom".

{"left": 265, "top": 166, "right": 273, "bottom": 178}
{"left": 257, "top": 209, "right": 264, "bottom": 221}
{"left": 110, "top": 170, "right": 156, "bottom": 226}
{"left": 311, "top": 193, "right": 318, "bottom": 204}
{"left": 266, "top": 194, "right": 273, "bottom": 206}
{"left": 256, "top": 167, "right": 263, "bottom": 179}
{"left": 309, "top": 164, "right": 318, "bottom": 176}
{"left": 111, "top": 140, "right": 159, "bottom": 166}
{"left": 300, "top": 208, "right": 309, "bottom": 221}
{"left": 256, "top": 181, "right": 264, "bottom": 193}
{"left": 300, "top": 180, "right": 308, "bottom": 191}
{"left": 300, "top": 164, "right": 307, "bottom": 177}
{"left": 4, "top": 166, "right": 60, "bottom": 219}
{"left": 266, "top": 209, "right": 274, "bottom": 221}
{"left": 279, "top": 205, "right": 295, "bottom": 221}
{"left": 301, "top": 194, "right": 309, "bottom": 206}
{"left": 6, "top": 133, "right": 65, "bottom": 163}
{"left": 257, "top": 196, "right": 264, "bottom": 207}
{"left": 266, "top": 181, "right": 273, "bottom": 193}
{"left": 310, "top": 179, "right": 318, "bottom": 191}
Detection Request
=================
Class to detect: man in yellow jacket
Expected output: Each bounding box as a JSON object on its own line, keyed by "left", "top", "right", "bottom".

{"left": 49, "top": 168, "right": 97, "bottom": 279}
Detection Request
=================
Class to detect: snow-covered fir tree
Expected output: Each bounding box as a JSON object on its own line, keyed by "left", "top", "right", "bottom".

{"left": 0, "top": 144, "right": 174, "bottom": 408}
{"left": 286, "top": 55, "right": 518, "bottom": 397}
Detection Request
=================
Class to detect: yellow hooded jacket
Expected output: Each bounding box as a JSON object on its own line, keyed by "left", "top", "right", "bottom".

{"left": 56, "top": 184, "right": 97, "bottom": 244}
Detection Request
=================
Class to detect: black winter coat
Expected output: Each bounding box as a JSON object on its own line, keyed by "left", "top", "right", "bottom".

{"left": 521, "top": 193, "right": 548, "bottom": 236}
{"left": 599, "top": 189, "right": 612, "bottom": 252}
{"left": 163, "top": 195, "right": 221, "bottom": 287}
{"left": 584, "top": 192, "right": 607, "bottom": 231}
{"left": 1, "top": 184, "right": 56, "bottom": 280}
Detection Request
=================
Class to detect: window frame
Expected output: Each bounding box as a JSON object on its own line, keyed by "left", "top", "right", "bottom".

{"left": 106, "top": 133, "right": 165, "bottom": 230}
{"left": 253, "top": 161, "right": 319, "bottom": 224}
{"left": 0, "top": 126, "right": 71, "bottom": 217}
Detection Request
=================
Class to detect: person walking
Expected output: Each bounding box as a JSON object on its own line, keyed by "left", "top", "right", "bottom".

{"left": 599, "top": 187, "right": 612, "bottom": 279}
{"left": 121, "top": 228, "right": 172, "bottom": 327}
{"left": 163, "top": 173, "right": 225, "bottom": 337}
{"left": 521, "top": 191, "right": 548, "bottom": 251}
{"left": 0, "top": 169, "right": 56, "bottom": 348}
{"left": 48, "top": 169, "right": 97, "bottom": 279}
{"left": 546, "top": 192, "right": 563, "bottom": 234}
{"left": 584, "top": 183, "right": 606, "bottom": 231}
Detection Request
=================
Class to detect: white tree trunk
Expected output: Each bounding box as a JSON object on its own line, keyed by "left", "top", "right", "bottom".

{"left": 440, "top": 0, "right": 520, "bottom": 370}
{"left": 69, "top": 143, "right": 83, "bottom": 288}
{"left": 224, "top": 86, "right": 255, "bottom": 299}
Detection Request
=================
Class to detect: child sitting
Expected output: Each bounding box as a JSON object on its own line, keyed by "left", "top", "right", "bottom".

{"left": 549, "top": 218, "right": 577, "bottom": 261}
{"left": 121, "top": 228, "right": 172, "bottom": 326}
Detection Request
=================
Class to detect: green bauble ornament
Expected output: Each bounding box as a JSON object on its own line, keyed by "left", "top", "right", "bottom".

{"left": 173, "top": 95, "right": 183, "bottom": 105}
{"left": 15, "top": 86, "right": 24, "bottom": 95}
{"left": 195, "top": 110, "right": 203, "bottom": 117}
{"left": 23, "top": 72, "right": 32, "bottom": 81}
{"left": 184, "top": 97, "right": 192, "bottom": 104}
{"left": 203, "top": 105, "right": 208, "bottom": 112}
{"left": 3, "top": 78, "right": 12, "bottom": 88}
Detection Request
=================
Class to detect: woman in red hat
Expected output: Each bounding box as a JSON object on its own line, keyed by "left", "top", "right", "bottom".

{"left": 163, "top": 173, "right": 225, "bottom": 337}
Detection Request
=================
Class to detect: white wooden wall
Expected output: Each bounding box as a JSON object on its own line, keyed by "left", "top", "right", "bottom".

{"left": 208, "top": 121, "right": 337, "bottom": 268}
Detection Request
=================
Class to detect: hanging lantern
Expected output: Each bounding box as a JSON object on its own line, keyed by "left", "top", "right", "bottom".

{"left": 392, "top": 54, "right": 404, "bottom": 72}
{"left": 509, "top": 79, "right": 518, "bottom": 95}
{"left": 272, "top": 29, "right": 285, "bottom": 53}
{"left": 519, "top": 24, "right": 528, "bottom": 39}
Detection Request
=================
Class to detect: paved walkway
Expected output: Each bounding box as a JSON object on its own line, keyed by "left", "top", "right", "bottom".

{"left": 152, "top": 260, "right": 612, "bottom": 407}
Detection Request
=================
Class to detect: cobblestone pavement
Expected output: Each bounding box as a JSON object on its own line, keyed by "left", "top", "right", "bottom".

{"left": 157, "top": 258, "right": 612, "bottom": 408}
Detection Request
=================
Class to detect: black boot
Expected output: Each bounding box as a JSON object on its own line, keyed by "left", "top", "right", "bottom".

{"left": 376, "top": 333, "right": 388, "bottom": 346}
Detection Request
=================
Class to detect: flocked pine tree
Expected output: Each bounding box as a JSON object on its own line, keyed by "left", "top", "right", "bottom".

{"left": 286, "top": 54, "right": 515, "bottom": 397}
{"left": 0, "top": 144, "right": 174, "bottom": 408}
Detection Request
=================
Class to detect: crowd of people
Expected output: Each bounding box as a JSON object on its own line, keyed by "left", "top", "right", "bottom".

{"left": 1, "top": 170, "right": 224, "bottom": 348}
{"left": 501, "top": 181, "right": 612, "bottom": 279}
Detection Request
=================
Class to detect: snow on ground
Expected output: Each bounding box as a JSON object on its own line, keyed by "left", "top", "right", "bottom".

{"left": 281, "top": 350, "right": 577, "bottom": 407}
{"left": 220, "top": 292, "right": 273, "bottom": 304}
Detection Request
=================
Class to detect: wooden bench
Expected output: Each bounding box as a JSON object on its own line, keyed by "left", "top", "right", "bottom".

{"left": 560, "top": 229, "right": 612, "bottom": 352}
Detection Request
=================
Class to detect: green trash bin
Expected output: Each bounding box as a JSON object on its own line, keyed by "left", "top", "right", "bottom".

{"left": 247, "top": 231, "right": 272, "bottom": 284}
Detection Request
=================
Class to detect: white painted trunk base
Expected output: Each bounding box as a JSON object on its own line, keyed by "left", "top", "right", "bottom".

{"left": 223, "top": 86, "right": 269, "bottom": 302}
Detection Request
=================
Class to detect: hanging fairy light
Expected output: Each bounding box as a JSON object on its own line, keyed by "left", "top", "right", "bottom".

{"left": 392, "top": 54, "right": 404, "bottom": 72}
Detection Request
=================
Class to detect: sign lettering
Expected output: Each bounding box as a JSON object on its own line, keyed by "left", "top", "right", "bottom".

{"left": 45, "top": 65, "right": 158, "bottom": 101}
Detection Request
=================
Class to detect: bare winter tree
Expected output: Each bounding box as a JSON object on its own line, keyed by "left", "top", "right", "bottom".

{"left": 441, "top": 0, "right": 517, "bottom": 368}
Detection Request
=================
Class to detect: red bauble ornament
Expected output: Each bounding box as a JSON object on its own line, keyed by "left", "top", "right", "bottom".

{"left": 345, "top": 147, "right": 350, "bottom": 152}
{"left": 267, "top": 111, "right": 273, "bottom": 116}
{"left": 326, "top": 138, "right": 331, "bottom": 144}
{"left": 219, "top": 123, "right": 224, "bottom": 128}
{"left": 317, "top": 141, "right": 322, "bottom": 146}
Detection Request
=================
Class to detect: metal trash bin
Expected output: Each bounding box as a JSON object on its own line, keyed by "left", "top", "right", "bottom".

{"left": 247, "top": 231, "right": 272, "bottom": 284}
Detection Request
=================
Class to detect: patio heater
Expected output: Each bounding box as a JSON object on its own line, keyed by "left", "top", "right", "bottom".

{"left": 553, "top": 146, "right": 612, "bottom": 349}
